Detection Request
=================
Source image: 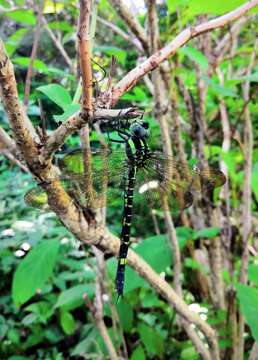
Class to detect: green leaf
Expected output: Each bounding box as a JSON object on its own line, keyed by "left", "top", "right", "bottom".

{"left": 60, "top": 311, "right": 76, "bottom": 335}
{"left": 227, "top": 73, "right": 258, "bottom": 84}
{"left": 194, "top": 227, "right": 221, "bottom": 239}
{"left": 116, "top": 300, "right": 133, "bottom": 332}
{"left": 37, "top": 84, "right": 72, "bottom": 109}
{"left": 12, "top": 240, "right": 60, "bottom": 307}
{"left": 203, "top": 76, "right": 237, "bottom": 97}
{"left": 187, "top": 0, "right": 247, "bottom": 16}
{"left": 166, "top": 0, "right": 188, "bottom": 14}
{"left": 5, "top": 9, "right": 36, "bottom": 25}
{"left": 95, "top": 46, "right": 127, "bottom": 66}
{"left": 130, "top": 345, "right": 146, "bottom": 360}
{"left": 251, "top": 165, "right": 258, "bottom": 201}
{"left": 176, "top": 227, "right": 194, "bottom": 248}
{"left": 138, "top": 322, "right": 164, "bottom": 357}
{"left": 248, "top": 264, "right": 258, "bottom": 287}
{"left": 7, "top": 328, "right": 20, "bottom": 345}
{"left": 236, "top": 284, "right": 258, "bottom": 342}
{"left": 184, "top": 258, "right": 202, "bottom": 271}
{"left": 53, "top": 104, "right": 80, "bottom": 122}
{"left": 179, "top": 46, "right": 208, "bottom": 71}
{"left": 135, "top": 235, "right": 172, "bottom": 271}
{"left": 13, "top": 57, "right": 49, "bottom": 73}
{"left": 5, "top": 29, "right": 28, "bottom": 56}
{"left": 71, "top": 326, "right": 97, "bottom": 356}
{"left": 55, "top": 284, "right": 94, "bottom": 309}
{"left": 180, "top": 346, "right": 200, "bottom": 359}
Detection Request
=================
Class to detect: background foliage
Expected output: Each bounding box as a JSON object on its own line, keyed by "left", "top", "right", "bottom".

{"left": 0, "top": 0, "right": 257, "bottom": 359}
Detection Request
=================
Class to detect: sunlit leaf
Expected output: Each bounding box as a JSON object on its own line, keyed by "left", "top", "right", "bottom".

{"left": 187, "top": 0, "right": 247, "bottom": 16}
{"left": 5, "top": 9, "right": 36, "bottom": 25}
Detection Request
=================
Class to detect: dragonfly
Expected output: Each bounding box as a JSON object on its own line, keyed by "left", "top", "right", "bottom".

{"left": 24, "top": 119, "right": 226, "bottom": 297}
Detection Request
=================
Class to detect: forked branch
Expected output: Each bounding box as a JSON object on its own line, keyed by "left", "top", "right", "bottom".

{"left": 110, "top": 0, "right": 258, "bottom": 105}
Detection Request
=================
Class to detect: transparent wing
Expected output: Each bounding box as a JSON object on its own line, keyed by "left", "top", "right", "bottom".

{"left": 24, "top": 149, "right": 226, "bottom": 211}
{"left": 133, "top": 152, "right": 226, "bottom": 210}
{"left": 134, "top": 163, "right": 193, "bottom": 210}
{"left": 24, "top": 149, "right": 127, "bottom": 210}
{"left": 140, "top": 152, "right": 226, "bottom": 191}
{"left": 24, "top": 187, "right": 49, "bottom": 209}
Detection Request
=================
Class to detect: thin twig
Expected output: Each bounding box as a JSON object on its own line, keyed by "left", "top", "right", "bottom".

{"left": 110, "top": 0, "right": 257, "bottom": 105}
{"left": 86, "top": 247, "right": 119, "bottom": 360}
{"left": 42, "top": 16, "right": 74, "bottom": 71}
{"left": 0, "top": 127, "right": 17, "bottom": 154}
{"left": 97, "top": 16, "right": 143, "bottom": 53}
{"left": 109, "top": 0, "right": 149, "bottom": 53}
{"left": 0, "top": 148, "right": 28, "bottom": 172}
{"left": 24, "top": 1, "right": 44, "bottom": 107}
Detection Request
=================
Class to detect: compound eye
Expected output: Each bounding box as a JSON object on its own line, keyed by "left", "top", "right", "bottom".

{"left": 142, "top": 121, "right": 149, "bottom": 129}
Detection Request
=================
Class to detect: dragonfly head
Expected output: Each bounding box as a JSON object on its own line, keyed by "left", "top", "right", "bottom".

{"left": 129, "top": 121, "right": 150, "bottom": 139}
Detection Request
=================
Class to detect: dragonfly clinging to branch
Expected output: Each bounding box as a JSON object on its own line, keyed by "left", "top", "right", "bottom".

{"left": 24, "top": 119, "right": 226, "bottom": 297}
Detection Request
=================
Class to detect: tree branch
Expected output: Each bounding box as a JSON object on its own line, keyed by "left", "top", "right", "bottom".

{"left": 0, "top": 38, "right": 39, "bottom": 167}
{"left": 109, "top": 0, "right": 149, "bottom": 53}
{"left": 110, "top": 0, "right": 257, "bottom": 105}
{"left": 41, "top": 107, "right": 142, "bottom": 161}
{"left": 78, "top": 0, "right": 93, "bottom": 114}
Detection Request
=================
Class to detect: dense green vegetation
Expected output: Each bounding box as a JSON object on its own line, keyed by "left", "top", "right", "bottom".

{"left": 0, "top": 1, "right": 257, "bottom": 359}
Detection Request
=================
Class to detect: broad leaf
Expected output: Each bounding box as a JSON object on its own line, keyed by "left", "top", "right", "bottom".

{"left": 12, "top": 240, "right": 60, "bottom": 307}
{"left": 95, "top": 46, "right": 127, "bottom": 66}
{"left": 5, "top": 9, "right": 36, "bottom": 25}
{"left": 130, "top": 346, "right": 146, "bottom": 360}
{"left": 55, "top": 284, "right": 94, "bottom": 309}
{"left": 138, "top": 322, "right": 164, "bottom": 357}
{"left": 13, "top": 57, "right": 49, "bottom": 73}
{"left": 53, "top": 104, "right": 80, "bottom": 122}
{"left": 116, "top": 300, "right": 133, "bottom": 332}
{"left": 37, "top": 84, "right": 72, "bottom": 109}
{"left": 248, "top": 264, "right": 258, "bottom": 287}
{"left": 236, "top": 284, "right": 258, "bottom": 342}
{"left": 187, "top": 0, "right": 247, "bottom": 16}
{"left": 6, "top": 29, "right": 27, "bottom": 56}
{"left": 60, "top": 311, "right": 76, "bottom": 335}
